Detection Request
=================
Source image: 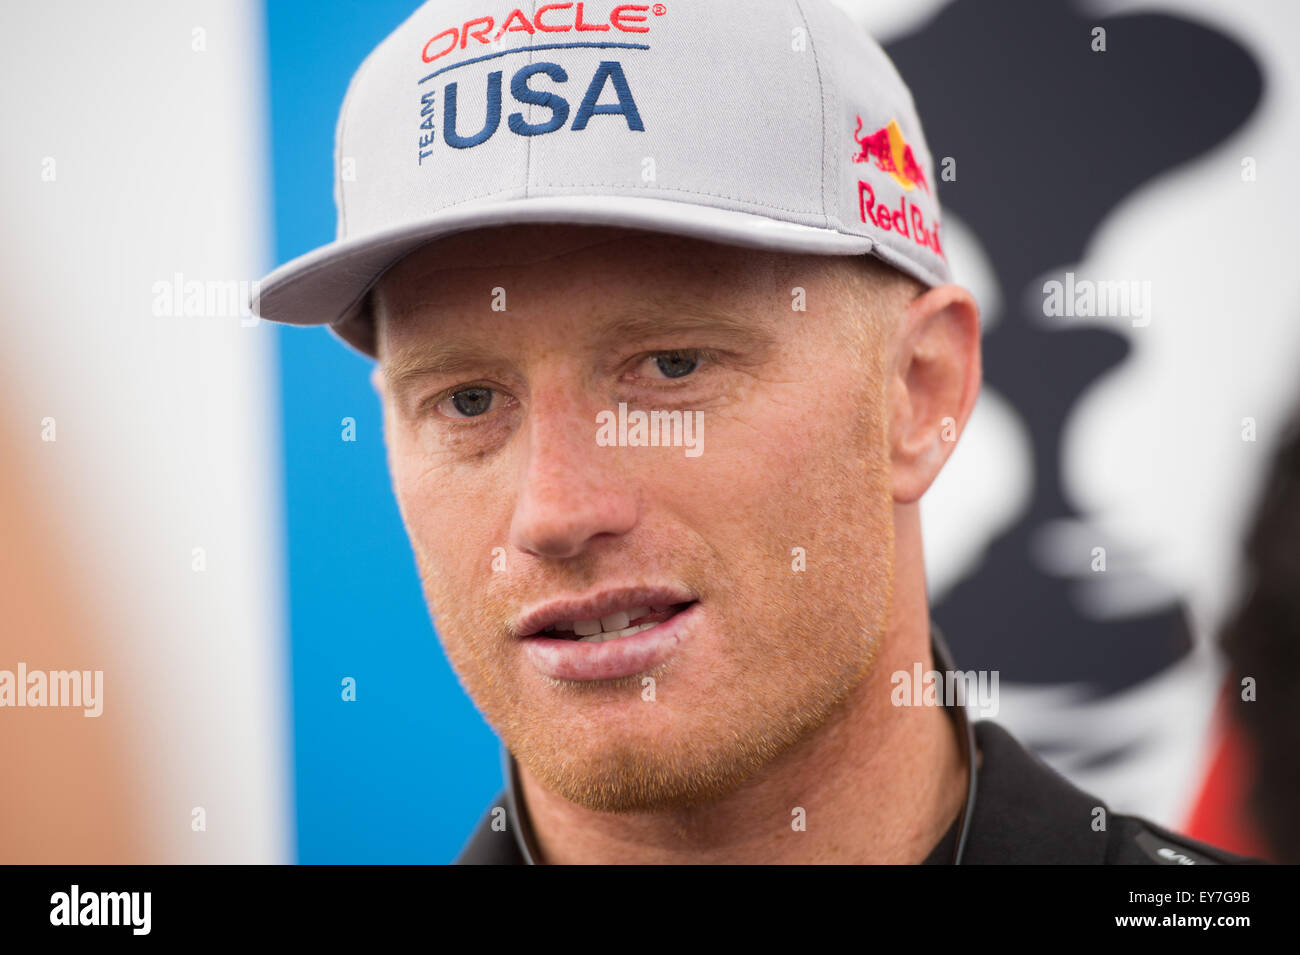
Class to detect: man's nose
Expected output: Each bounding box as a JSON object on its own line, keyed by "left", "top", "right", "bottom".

{"left": 508, "top": 389, "right": 638, "bottom": 560}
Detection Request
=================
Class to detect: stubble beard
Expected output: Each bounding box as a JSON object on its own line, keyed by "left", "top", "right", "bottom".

{"left": 412, "top": 475, "right": 896, "bottom": 815}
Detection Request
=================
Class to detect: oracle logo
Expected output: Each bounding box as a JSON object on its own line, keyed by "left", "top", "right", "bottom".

{"left": 422, "top": 3, "right": 661, "bottom": 64}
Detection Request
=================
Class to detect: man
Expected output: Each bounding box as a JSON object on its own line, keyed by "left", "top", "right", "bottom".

{"left": 254, "top": 0, "right": 1254, "bottom": 864}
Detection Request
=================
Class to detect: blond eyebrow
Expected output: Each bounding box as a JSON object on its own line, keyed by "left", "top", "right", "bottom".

{"left": 382, "top": 297, "right": 778, "bottom": 394}
{"left": 593, "top": 298, "right": 778, "bottom": 352}
{"left": 383, "top": 340, "right": 504, "bottom": 396}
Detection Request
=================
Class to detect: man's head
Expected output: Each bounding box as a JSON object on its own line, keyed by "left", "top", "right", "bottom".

{"left": 370, "top": 223, "right": 979, "bottom": 812}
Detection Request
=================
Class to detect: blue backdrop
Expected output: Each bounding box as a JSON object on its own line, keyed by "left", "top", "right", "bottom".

{"left": 263, "top": 0, "right": 503, "bottom": 864}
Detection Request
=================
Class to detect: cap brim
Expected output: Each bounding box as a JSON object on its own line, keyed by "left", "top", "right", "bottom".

{"left": 255, "top": 194, "right": 883, "bottom": 359}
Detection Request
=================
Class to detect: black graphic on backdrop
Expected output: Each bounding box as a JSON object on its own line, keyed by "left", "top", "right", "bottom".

{"left": 886, "top": 0, "right": 1262, "bottom": 693}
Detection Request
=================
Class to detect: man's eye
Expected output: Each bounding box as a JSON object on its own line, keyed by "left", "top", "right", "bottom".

{"left": 437, "top": 387, "right": 497, "bottom": 419}
{"left": 640, "top": 350, "right": 701, "bottom": 380}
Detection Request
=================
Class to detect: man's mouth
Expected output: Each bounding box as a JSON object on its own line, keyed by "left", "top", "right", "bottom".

{"left": 515, "top": 588, "right": 698, "bottom": 642}
{"left": 515, "top": 588, "right": 702, "bottom": 681}
{"left": 536, "top": 604, "right": 692, "bottom": 643}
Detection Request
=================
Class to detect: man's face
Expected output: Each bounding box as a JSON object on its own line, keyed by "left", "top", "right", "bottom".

{"left": 375, "top": 225, "right": 905, "bottom": 812}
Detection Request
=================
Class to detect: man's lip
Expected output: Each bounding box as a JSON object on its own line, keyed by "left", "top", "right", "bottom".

{"left": 514, "top": 585, "right": 697, "bottom": 638}
{"left": 522, "top": 602, "right": 701, "bottom": 681}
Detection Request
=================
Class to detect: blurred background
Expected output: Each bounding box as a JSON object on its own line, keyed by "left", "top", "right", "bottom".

{"left": 1, "top": 0, "right": 1295, "bottom": 863}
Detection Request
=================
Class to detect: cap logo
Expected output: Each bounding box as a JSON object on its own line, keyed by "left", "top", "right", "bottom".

{"left": 852, "top": 116, "right": 929, "bottom": 193}
{"left": 417, "top": 59, "right": 644, "bottom": 160}
{"left": 421, "top": 4, "right": 662, "bottom": 64}
{"left": 413, "top": 5, "right": 666, "bottom": 161}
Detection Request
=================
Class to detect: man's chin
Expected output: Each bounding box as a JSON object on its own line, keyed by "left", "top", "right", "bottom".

{"left": 513, "top": 728, "right": 795, "bottom": 814}
{"left": 526, "top": 758, "right": 751, "bottom": 814}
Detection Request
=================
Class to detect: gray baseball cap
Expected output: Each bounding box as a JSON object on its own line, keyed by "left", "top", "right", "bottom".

{"left": 253, "top": 0, "right": 950, "bottom": 358}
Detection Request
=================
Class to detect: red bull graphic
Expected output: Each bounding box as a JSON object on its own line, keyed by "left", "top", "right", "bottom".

{"left": 858, "top": 180, "right": 944, "bottom": 260}
{"left": 852, "top": 116, "right": 929, "bottom": 193}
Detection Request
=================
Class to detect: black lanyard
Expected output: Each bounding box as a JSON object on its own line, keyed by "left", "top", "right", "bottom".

{"left": 931, "top": 623, "right": 978, "bottom": 864}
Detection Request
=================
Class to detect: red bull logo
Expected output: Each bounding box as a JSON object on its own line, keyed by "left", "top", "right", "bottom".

{"left": 852, "top": 117, "right": 929, "bottom": 193}
{"left": 858, "top": 180, "right": 944, "bottom": 260}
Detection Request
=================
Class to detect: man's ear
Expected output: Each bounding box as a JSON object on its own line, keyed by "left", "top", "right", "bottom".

{"left": 370, "top": 364, "right": 385, "bottom": 398}
{"left": 887, "top": 284, "right": 982, "bottom": 504}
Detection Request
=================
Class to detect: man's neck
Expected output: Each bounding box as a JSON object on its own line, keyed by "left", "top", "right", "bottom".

{"left": 515, "top": 621, "right": 969, "bottom": 865}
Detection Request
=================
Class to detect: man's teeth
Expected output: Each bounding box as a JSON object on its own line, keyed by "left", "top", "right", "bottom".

{"left": 601, "top": 611, "right": 630, "bottom": 631}
{"left": 576, "top": 622, "right": 658, "bottom": 643}
{"left": 547, "top": 606, "right": 661, "bottom": 641}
